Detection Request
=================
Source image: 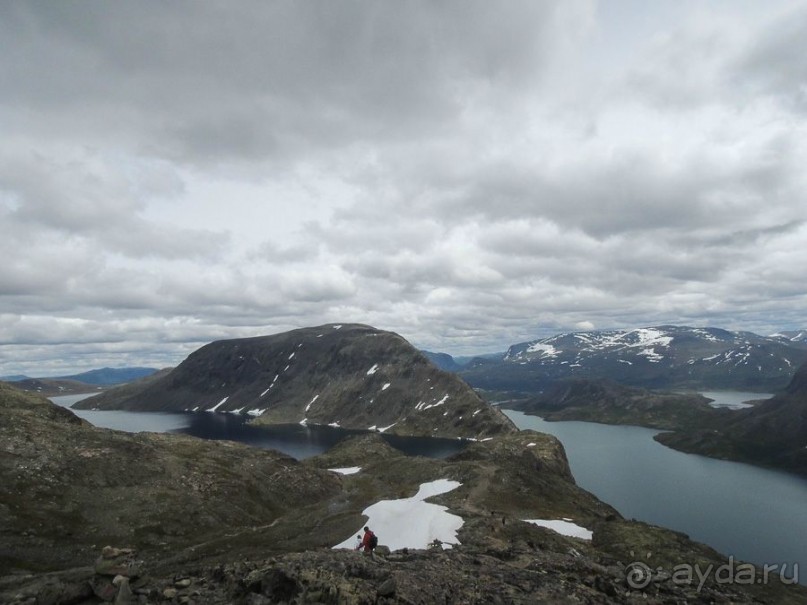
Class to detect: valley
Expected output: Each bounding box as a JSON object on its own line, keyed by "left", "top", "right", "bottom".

{"left": 2, "top": 323, "right": 807, "bottom": 603}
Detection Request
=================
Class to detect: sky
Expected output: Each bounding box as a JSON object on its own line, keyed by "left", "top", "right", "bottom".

{"left": 2, "top": 1, "right": 807, "bottom": 376}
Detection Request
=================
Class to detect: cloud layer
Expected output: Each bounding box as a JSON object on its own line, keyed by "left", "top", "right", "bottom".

{"left": 2, "top": 1, "right": 806, "bottom": 375}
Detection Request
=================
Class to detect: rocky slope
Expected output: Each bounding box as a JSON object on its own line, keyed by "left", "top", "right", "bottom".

{"left": 505, "top": 378, "right": 724, "bottom": 431}
{"left": 75, "top": 324, "right": 515, "bottom": 439}
{"left": 1, "top": 390, "right": 804, "bottom": 604}
{"left": 461, "top": 325, "right": 807, "bottom": 393}
{"left": 657, "top": 360, "right": 807, "bottom": 476}
{"left": 0, "top": 383, "right": 341, "bottom": 575}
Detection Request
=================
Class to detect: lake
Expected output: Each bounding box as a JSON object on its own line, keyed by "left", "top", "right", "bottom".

{"left": 50, "top": 394, "right": 466, "bottom": 459}
{"left": 695, "top": 390, "right": 773, "bottom": 409}
{"left": 503, "top": 408, "right": 807, "bottom": 584}
{"left": 52, "top": 393, "right": 806, "bottom": 584}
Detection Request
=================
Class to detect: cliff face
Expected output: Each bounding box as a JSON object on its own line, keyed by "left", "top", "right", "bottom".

{"left": 657, "top": 361, "right": 807, "bottom": 475}
{"left": 76, "top": 324, "right": 515, "bottom": 439}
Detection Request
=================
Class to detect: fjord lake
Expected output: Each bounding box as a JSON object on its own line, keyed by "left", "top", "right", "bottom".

{"left": 503, "top": 408, "right": 807, "bottom": 584}
{"left": 52, "top": 392, "right": 806, "bottom": 584}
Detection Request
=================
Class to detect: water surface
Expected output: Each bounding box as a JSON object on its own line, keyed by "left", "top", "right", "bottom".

{"left": 50, "top": 394, "right": 465, "bottom": 459}
{"left": 505, "top": 408, "right": 807, "bottom": 582}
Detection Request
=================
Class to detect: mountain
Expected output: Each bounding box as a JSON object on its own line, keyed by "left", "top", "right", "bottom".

{"left": 6, "top": 377, "right": 102, "bottom": 397}
{"left": 0, "top": 374, "right": 29, "bottom": 382}
{"left": 76, "top": 324, "right": 515, "bottom": 439}
{"left": 56, "top": 366, "right": 159, "bottom": 385}
{"left": 770, "top": 330, "right": 807, "bottom": 348}
{"left": 4, "top": 367, "right": 161, "bottom": 397}
{"left": 460, "top": 326, "right": 807, "bottom": 393}
{"left": 3, "top": 382, "right": 804, "bottom": 604}
{"left": 657, "top": 360, "right": 807, "bottom": 476}
{"left": 421, "top": 350, "right": 463, "bottom": 372}
{"left": 506, "top": 378, "right": 723, "bottom": 431}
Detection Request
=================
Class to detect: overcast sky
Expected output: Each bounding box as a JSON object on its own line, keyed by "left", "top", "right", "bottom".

{"left": 2, "top": 1, "right": 807, "bottom": 376}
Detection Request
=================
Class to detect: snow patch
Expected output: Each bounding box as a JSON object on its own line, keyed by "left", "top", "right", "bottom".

{"left": 524, "top": 519, "right": 592, "bottom": 540}
{"left": 416, "top": 394, "right": 450, "bottom": 411}
{"left": 333, "top": 324, "right": 342, "bottom": 330}
{"left": 288, "top": 352, "right": 295, "bottom": 360}
{"left": 638, "top": 347, "right": 664, "bottom": 362}
{"left": 526, "top": 342, "right": 559, "bottom": 357}
{"left": 333, "top": 479, "right": 463, "bottom": 551}
{"left": 206, "top": 397, "right": 229, "bottom": 412}
{"left": 247, "top": 408, "right": 266, "bottom": 416}
{"left": 329, "top": 466, "right": 361, "bottom": 475}
{"left": 367, "top": 364, "right": 379, "bottom": 376}
{"left": 381, "top": 382, "right": 391, "bottom": 391}
{"left": 378, "top": 422, "right": 397, "bottom": 433}
{"left": 305, "top": 395, "right": 319, "bottom": 412}
{"left": 527, "top": 442, "right": 536, "bottom": 447}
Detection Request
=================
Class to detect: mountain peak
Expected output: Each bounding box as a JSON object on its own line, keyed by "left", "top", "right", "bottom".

{"left": 77, "top": 324, "right": 515, "bottom": 439}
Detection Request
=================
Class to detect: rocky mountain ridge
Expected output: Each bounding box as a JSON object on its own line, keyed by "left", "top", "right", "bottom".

{"left": 460, "top": 325, "right": 807, "bottom": 393}
{"left": 2, "top": 383, "right": 804, "bottom": 604}
{"left": 75, "top": 324, "right": 515, "bottom": 440}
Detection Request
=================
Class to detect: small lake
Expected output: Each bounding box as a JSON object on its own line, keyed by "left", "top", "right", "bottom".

{"left": 693, "top": 390, "right": 774, "bottom": 410}
{"left": 504, "top": 409, "right": 807, "bottom": 584}
{"left": 50, "top": 394, "right": 466, "bottom": 460}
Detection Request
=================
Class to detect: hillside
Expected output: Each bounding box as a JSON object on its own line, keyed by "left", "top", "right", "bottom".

{"left": 657, "top": 361, "right": 807, "bottom": 476}
{"left": 4, "top": 367, "right": 160, "bottom": 397}
{"left": 2, "top": 383, "right": 804, "bottom": 604}
{"left": 461, "top": 326, "right": 807, "bottom": 393}
{"left": 0, "top": 382, "right": 341, "bottom": 575}
{"left": 56, "top": 366, "right": 159, "bottom": 386}
{"left": 5, "top": 377, "right": 101, "bottom": 397}
{"left": 76, "top": 324, "right": 515, "bottom": 439}
{"left": 506, "top": 378, "right": 723, "bottom": 431}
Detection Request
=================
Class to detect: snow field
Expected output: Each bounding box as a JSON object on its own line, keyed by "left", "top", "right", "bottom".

{"left": 333, "top": 479, "right": 463, "bottom": 551}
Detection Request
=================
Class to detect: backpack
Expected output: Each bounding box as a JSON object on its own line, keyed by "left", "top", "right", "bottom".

{"left": 369, "top": 532, "right": 378, "bottom": 549}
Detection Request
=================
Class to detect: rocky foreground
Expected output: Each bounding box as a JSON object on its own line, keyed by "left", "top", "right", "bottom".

{"left": 2, "top": 383, "right": 805, "bottom": 604}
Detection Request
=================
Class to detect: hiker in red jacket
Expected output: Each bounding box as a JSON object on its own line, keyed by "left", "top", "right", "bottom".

{"left": 357, "top": 526, "right": 376, "bottom": 553}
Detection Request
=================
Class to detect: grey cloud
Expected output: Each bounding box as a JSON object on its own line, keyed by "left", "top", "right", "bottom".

{"left": 0, "top": 1, "right": 565, "bottom": 167}
{"left": 733, "top": 6, "right": 807, "bottom": 112}
{"left": 2, "top": 1, "right": 807, "bottom": 373}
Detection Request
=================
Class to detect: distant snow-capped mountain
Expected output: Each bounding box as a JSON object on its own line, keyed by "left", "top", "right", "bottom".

{"left": 461, "top": 326, "right": 807, "bottom": 392}
{"left": 770, "top": 330, "right": 807, "bottom": 347}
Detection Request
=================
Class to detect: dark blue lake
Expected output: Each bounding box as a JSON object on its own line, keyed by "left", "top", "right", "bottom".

{"left": 50, "top": 394, "right": 466, "bottom": 459}
{"left": 503, "top": 408, "right": 807, "bottom": 585}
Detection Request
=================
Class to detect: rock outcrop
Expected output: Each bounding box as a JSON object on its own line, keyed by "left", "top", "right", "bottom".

{"left": 75, "top": 324, "right": 515, "bottom": 439}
